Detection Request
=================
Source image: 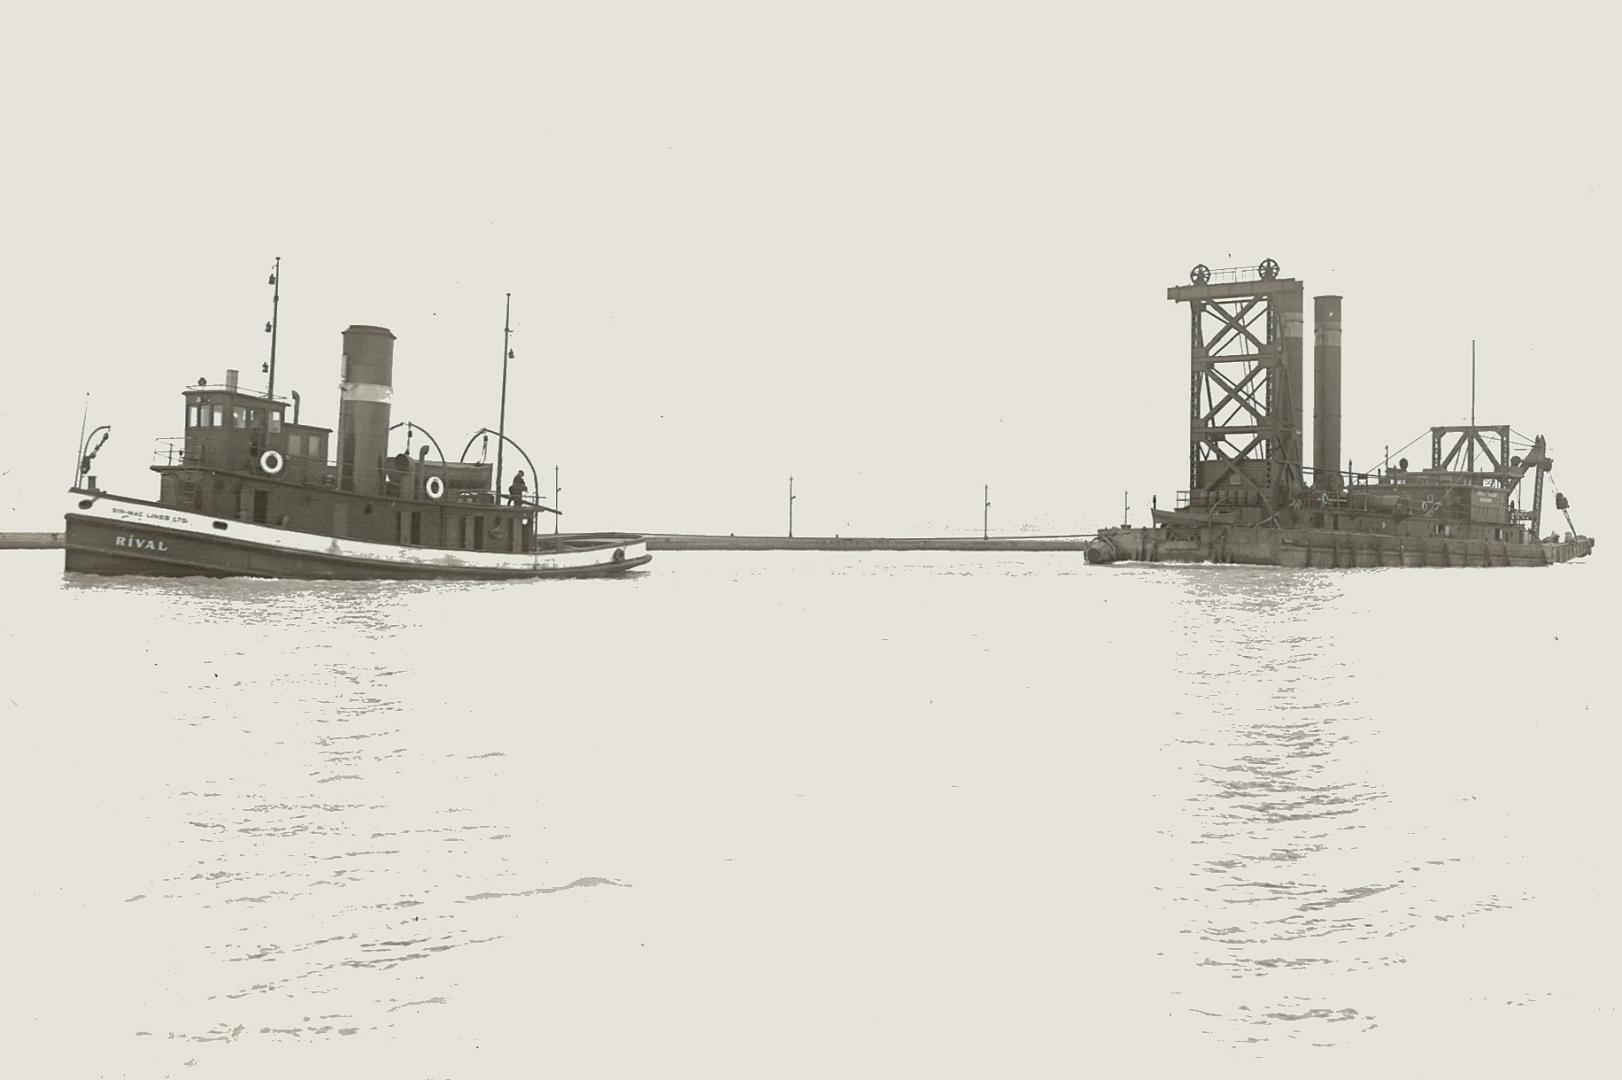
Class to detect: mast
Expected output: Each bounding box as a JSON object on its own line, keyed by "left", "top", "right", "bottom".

{"left": 264, "top": 257, "right": 280, "bottom": 439}
{"left": 1468, "top": 339, "right": 1476, "bottom": 472}
{"left": 496, "top": 293, "right": 511, "bottom": 501}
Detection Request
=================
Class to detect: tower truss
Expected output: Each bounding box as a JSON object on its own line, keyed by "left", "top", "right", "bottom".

{"left": 1170, "top": 261, "right": 1304, "bottom": 512}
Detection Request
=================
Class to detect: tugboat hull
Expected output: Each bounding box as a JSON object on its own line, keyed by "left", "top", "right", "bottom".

{"left": 1086, "top": 525, "right": 1594, "bottom": 568}
{"left": 64, "top": 492, "right": 650, "bottom": 580}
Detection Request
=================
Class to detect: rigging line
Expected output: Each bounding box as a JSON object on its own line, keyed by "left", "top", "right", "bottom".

{"left": 1336, "top": 427, "right": 1430, "bottom": 477}
{"left": 1509, "top": 429, "right": 1554, "bottom": 458}
{"left": 1365, "top": 427, "right": 1429, "bottom": 466}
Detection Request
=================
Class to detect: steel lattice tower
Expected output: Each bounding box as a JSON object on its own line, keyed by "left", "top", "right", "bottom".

{"left": 1171, "top": 260, "right": 1304, "bottom": 514}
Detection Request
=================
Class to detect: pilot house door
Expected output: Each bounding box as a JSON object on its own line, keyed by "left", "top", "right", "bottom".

{"left": 240, "top": 488, "right": 269, "bottom": 525}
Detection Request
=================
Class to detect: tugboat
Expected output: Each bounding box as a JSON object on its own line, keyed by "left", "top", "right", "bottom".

{"left": 64, "top": 270, "right": 650, "bottom": 579}
{"left": 1087, "top": 260, "right": 1594, "bottom": 568}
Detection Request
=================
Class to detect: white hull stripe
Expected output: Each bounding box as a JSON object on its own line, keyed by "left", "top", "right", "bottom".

{"left": 341, "top": 383, "right": 394, "bottom": 404}
{"left": 66, "top": 492, "right": 644, "bottom": 573}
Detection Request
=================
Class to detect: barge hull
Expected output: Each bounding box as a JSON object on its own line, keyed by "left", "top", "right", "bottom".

{"left": 1087, "top": 525, "right": 1594, "bottom": 568}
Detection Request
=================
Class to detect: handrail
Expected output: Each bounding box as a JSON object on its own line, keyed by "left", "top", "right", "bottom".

{"left": 1183, "top": 260, "right": 1281, "bottom": 286}
{"left": 181, "top": 383, "right": 292, "bottom": 402}
{"left": 451, "top": 490, "right": 558, "bottom": 514}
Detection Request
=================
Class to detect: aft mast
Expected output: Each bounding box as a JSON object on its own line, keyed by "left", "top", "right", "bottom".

{"left": 496, "top": 293, "right": 512, "bottom": 500}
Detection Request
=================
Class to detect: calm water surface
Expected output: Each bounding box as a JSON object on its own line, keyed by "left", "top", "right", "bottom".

{"left": 2, "top": 550, "right": 1615, "bottom": 1077}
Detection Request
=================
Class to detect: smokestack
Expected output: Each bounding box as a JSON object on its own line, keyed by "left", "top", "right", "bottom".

{"left": 1313, "top": 295, "right": 1343, "bottom": 491}
{"left": 1280, "top": 290, "right": 1305, "bottom": 495}
{"left": 336, "top": 325, "right": 395, "bottom": 494}
{"left": 225, "top": 368, "right": 239, "bottom": 392}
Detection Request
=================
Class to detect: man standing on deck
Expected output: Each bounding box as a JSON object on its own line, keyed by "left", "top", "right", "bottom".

{"left": 508, "top": 470, "right": 528, "bottom": 507}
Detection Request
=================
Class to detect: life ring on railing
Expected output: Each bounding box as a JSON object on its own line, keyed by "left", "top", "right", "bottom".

{"left": 425, "top": 475, "right": 445, "bottom": 500}
{"left": 259, "top": 450, "right": 284, "bottom": 475}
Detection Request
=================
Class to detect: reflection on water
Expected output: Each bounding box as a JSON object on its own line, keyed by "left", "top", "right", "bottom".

{"left": 3, "top": 551, "right": 1615, "bottom": 1076}
{"left": 1157, "top": 566, "right": 1577, "bottom": 1058}
{"left": 1162, "top": 572, "right": 1390, "bottom": 1045}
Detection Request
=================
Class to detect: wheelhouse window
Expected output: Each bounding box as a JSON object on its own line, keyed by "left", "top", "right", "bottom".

{"left": 187, "top": 404, "right": 200, "bottom": 428}
{"left": 233, "top": 407, "right": 248, "bottom": 429}
{"left": 212, "top": 404, "right": 224, "bottom": 427}
{"left": 270, "top": 409, "right": 283, "bottom": 433}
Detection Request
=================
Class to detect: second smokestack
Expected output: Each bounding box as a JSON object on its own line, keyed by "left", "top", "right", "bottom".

{"left": 1313, "top": 295, "right": 1342, "bottom": 490}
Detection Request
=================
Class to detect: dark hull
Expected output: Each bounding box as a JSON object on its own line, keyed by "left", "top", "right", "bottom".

{"left": 1086, "top": 524, "right": 1595, "bottom": 568}
{"left": 64, "top": 504, "right": 650, "bottom": 581}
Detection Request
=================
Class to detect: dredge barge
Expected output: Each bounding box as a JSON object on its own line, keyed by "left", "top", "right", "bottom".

{"left": 65, "top": 273, "right": 649, "bottom": 579}
{"left": 1087, "top": 261, "right": 1593, "bottom": 568}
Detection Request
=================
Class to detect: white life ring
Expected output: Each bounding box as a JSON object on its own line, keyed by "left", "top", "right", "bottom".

{"left": 425, "top": 475, "right": 445, "bottom": 500}
{"left": 259, "top": 449, "right": 284, "bottom": 475}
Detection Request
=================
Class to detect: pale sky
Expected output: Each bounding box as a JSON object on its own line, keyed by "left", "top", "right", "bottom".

{"left": 4, "top": 2, "right": 1616, "bottom": 538}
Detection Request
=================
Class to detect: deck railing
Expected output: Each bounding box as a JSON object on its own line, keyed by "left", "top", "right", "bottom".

{"left": 180, "top": 383, "right": 290, "bottom": 402}
{"left": 151, "top": 437, "right": 188, "bottom": 467}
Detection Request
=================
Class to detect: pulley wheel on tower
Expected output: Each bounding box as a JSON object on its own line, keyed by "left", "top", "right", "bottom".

{"left": 1257, "top": 258, "right": 1280, "bottom": 281}
{"left": 1189, "top": 263, "right": 1211, "bottom": 285}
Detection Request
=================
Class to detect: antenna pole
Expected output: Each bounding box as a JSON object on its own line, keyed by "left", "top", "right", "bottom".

{"left": 496, "top": 294, "right": 511, "bottom": 502}
{"left": 983, "top": 484, "right": 989, "bottom": 540}
{"left": 788, "top": 476, "right": 796, "bottom": 538}
{"left": 554, "top": 465, "right": 560, "bottom": 535}
{"left": 1468, "top": 339, "right": 1476, "bottom": 472}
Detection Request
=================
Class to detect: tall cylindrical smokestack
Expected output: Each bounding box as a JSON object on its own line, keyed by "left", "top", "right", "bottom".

{"left": 1313, "top": 295, "right": 1343, "bottom": 491}
{"left": 336, "top": 325, "right": 395, "bottom": 494}
{"left": 1279, "top": 289, "right": 1305, "bottom": 495}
